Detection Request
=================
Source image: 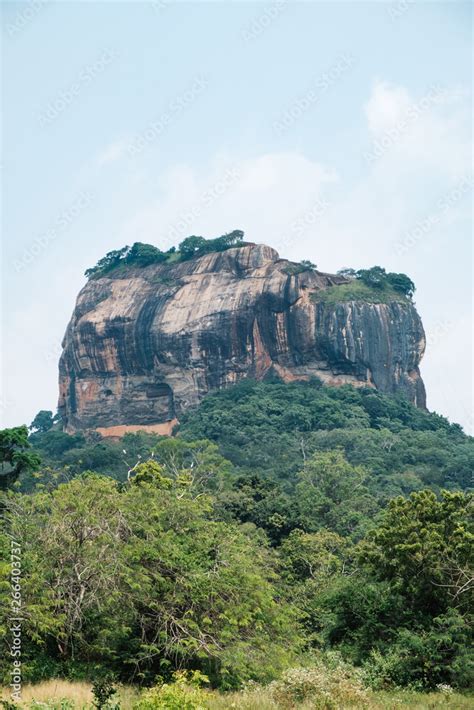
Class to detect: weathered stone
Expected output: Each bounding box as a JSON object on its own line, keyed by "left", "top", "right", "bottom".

{"left": 58, "top": 244, "right": 426, "bottom": 433}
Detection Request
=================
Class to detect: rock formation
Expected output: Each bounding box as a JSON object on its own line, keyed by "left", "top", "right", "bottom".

{"left": 58, "top": 244, "right": 426, "bottom": 434}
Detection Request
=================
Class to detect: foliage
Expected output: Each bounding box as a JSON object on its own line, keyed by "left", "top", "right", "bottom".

{"left": 1, "top": 679, "right": 473, "bottom": 710}
{"left": 125, "top": 242, "right": 169, "bottom": 267}
{"left": 282, "top": 260, "right": 317, "bottom": 276}
{"left": 313, "top": 280, "right": 408, "bottom": 305}
{"left": 328, "top": 266, "right": 416, "bottom": 302}
{"left": 25, "top": 433, "right": 232, "bottom": 493}
{"left": 355, "top": 266, "right": 415, "bottom": 298}
{"left": 361, "top": 490, "right": 473, "bottom": 615}
{"left": 84, "top": 231, "right": 245, "bottom": 278}
{"left": 0, "top": 425, "right": 41, "bottom": 489}
{"left": 179, "top": 380, "right": 471, "bottom": 541}
{"left": 92, "top": 677, "right": 118, "bottom": 709}
{"left": 267, "top": 657, "right": 369, "bottom": 709}
{"left": 178, "top": 230, "right": 244, "bottom": 260}
{"left": 30, "top": 410, "right": 60, "bottom": 434}
{"left": 295, "top": 451, "right": 377, "bottom": 538}
{"left": 84, "top": 243, "right": 169, "bottom": 278}
{"left": 0, "top": 467, "right": 300, "bottom": 688}
{"left": 2, "top": 380, "right": 472, "bottom": 692}
{"left": 134, "top": 671, "right": 210, "bottom": 710}
{"left": 316, "top": 490, "right": 473, "bottom": 689}
{"left": 364, "top": 613, "right": 473, "bottom": 690}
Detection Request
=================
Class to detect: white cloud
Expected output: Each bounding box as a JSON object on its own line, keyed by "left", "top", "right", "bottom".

{"left": 117, "top": 152, "right": 337, "bottom": 252}
{"left": 365, "top": 80, "right": 413, "bottom": 135}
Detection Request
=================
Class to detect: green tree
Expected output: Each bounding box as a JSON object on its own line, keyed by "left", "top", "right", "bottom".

{"left": 356, "top": 266, "right": 387, "bottom": 289}
{"left": 0, "top": 426, "right": 41, "bottom": 489}
{"left": 361, "top": 490, "right": 473, "bottom": 615}
{"left": 217, "top": 229, "right": 244, "bottom": 248}
{"left": 386, "top": 271, "right": 416, "bottom": 298}
{"left": 30, "top": 410, "right": 57, "bottom": 433}
{"left": 295, "top": 450, "right": 377, "bottom": 538}
{"left": 300, "top": 259, "right": 317, "bottom": 271}
{"left": 337, "top": 268, "right": 357, "bottom": 278}
{"left": 318, "top": 489, "right": 473, "bottom": 688}
{"left": 126, "top": 242, "right": 168, "bottom": 266}
{"left": 0, "top": 464, "right": 300, "bottom": 687}
{"left": 84, "top": 246, "right": 130, "bottom": 278}
{"left": 178, "top": 236, "right": 207, "bottom": 259}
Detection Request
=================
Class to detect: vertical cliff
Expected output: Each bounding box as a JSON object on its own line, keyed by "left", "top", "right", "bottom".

{"left": 58, "top": 244, "right": 426, "bottom": 433}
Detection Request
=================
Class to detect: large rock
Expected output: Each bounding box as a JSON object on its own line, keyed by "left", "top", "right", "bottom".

{"left": 58, "top": 244, "right": 426, "bottom": 433}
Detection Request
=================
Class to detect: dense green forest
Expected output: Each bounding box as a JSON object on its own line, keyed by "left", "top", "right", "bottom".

{"left": 1, "top": 380, "right": 472, "bottom": 706}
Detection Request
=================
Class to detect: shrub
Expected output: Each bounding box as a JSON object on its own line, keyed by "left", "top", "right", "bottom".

{"left": 134, "top": 671, "right": 210, "bottom": 710}
{"left": 363, "top": 614, "right": 474, "bottom": 690}
{"left": 178, "top": 230, "right": 244, "bottom": 260}
{"left": 267, "top": 656, "right": 368, "bottom": 709}
{"left": 282, "top": 260, "right": 317, "bottom": 276}
{"left": 92, "top": 676, "right": 118, "bottom": 709}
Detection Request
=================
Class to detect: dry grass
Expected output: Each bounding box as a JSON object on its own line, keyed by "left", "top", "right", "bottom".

{"left": 1, "top": 680, "right": 91, "bottom": 708}
{"left": 208, "top": 688, "right": 474, "bottom": 709}
{"left": 1, "top": 680, "right": 472, "bottom": 710}
{"left": 370, "top": 690, "right": 474, "bottom": 709}
{"left": 0, "top": 680, "right": 139, "bottom": 710}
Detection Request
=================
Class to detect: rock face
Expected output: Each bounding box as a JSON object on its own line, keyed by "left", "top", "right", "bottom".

{"left": 58, "top": 244, "right": 426, "bottom": 433}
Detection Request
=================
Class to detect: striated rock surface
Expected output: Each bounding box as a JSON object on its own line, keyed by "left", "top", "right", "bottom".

{"left": 58, "top": 244, "right": 426, "bottom": 433}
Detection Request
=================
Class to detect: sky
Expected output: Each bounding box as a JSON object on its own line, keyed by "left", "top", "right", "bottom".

{"left": 1, "top": 0, "right": 472, "bottom": 433}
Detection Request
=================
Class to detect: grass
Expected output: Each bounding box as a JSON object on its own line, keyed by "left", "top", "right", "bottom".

{"left": 370, "top": 689, "right": 474, "bottom": 709}
{"left": 0, "top": 681, "right": 139, "bottom": 710}
{"left": 313, "top": 280, "right": 409, "bottom": 305}
{"left": 208, "top": 689, "right": 473, "bottom": 709}
{"left": 1, "top": 681, "right": 471, "bottom": 710}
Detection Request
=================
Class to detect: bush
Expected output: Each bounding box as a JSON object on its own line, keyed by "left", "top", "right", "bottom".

{"left": 134, "top": 671, "right": 210, "bottom": 710}
{"left": 85, "top": 232, "right": 246, "bottom": 277}
{"left": 92, "top": 676, "right": 118, "bottom": 709}
{"left": 178, "top": 230, "right": 244, "bottom": 260}
{"left": 267, "top": 656, "right": 368, "bottom": 709}
{"left": 363, "top": 613, "right": 474, "bottom": 690}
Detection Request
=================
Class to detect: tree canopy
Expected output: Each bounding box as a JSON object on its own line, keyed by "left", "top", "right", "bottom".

{"left": 337, "top": 265, "right": 416, "bottom": 299}
{"left": 84, "top": 231, "right": 246, "bottom": 278}
{"left": 0, "top": 425, "right": 41, "bottom": 490}
{"left": 1, "top": 379, "right": 472, "bottom": 691}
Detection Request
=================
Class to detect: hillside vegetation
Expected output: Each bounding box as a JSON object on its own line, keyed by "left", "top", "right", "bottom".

{"left": 1, "top": 380, "right": 472, "bottom": 706}
{"left": 84, "top": 230, "right": 246, "bottom": 278}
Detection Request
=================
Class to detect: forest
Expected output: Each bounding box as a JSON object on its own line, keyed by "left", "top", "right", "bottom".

{"left": 1, "top": 380, "right": 472, "bottom": 708}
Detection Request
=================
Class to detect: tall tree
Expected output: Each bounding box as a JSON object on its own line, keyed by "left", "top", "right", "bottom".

{"left": 0, "top": 426, "right": 41, "bottom": 489}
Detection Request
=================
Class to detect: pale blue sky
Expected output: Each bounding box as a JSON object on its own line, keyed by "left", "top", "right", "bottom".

{"left": 1, "top": 0, "right": 472, "bottom": 431}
